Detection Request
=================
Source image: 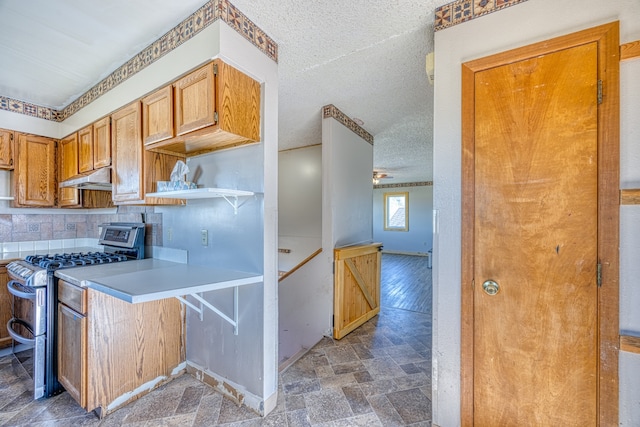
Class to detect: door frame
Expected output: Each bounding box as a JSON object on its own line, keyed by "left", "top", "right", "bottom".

{"left": 460, "top": 22, "right": 620, "bottom": 426}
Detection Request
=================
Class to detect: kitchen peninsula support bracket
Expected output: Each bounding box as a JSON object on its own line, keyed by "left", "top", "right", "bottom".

{"left": 175, "top": 288, "right": 240, "bottom": 334}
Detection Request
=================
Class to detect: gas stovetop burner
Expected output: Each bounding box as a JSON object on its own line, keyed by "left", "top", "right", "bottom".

{"left": 25, "top": 252, "right": 131, "bottom": 270}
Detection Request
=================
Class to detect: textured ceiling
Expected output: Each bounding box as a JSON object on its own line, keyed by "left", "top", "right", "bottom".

{"left": 0, "top": 0, "right": 447, "bottom": 184}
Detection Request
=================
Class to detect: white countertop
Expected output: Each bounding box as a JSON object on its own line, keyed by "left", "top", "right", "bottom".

{"left": 54, "top": 258, "right": 263, "bottom": 303}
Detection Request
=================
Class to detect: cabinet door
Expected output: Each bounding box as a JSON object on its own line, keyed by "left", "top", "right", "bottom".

{"left": 142, "top": 85, "right": 174, "bottom": 145}
{"left": 58, "top": 303, "right": 87, "bottom": 408}
{"left": 111, "top": 102, "right": 143, "bottom": 203}
{"left": 93, "top": 116, "right": 111, "bottom": 169}
{"left": 216, "top": 60, "right": 261, "bottom": 142}
{"left": 0, "top": 266, "right": 11, "bottom": 349}
{"left": 0, "top": 129, "right": 14, "bottom": 169}
{"left": 59, "top": 133, "right": 81, "bottom": 207}
{"left": 78, "top": 125, "right": 93, "bottom": 173}
{"left": 14, "top": 134, "right": 56, "bottom": 207}
{"left": 174, "top": 63, "right": 215, "bottom": 136}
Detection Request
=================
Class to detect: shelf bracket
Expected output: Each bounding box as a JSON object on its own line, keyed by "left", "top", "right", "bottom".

{"left": 221, "top": 195, "right": 251, "bottom": 214}
{"left": 175, "top": 286, "right": 239, "bottom": 335}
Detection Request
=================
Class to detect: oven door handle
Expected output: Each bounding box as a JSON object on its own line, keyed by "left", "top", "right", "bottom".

{"left": 6, "top": 318, "right": 36, "bottom": 346}
{"left": 7, "top": 280, "right": 36, "bottom": 300}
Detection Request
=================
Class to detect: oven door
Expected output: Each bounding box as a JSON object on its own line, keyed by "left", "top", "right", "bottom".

{"left": 6, "top": 280, "right": 47, "bottom": 342}
{"left": 6, "top": 279, "right": 47, "bottom": 399}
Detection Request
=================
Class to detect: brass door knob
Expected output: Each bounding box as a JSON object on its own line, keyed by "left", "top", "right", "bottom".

{"left": 482, "top": 280, "right": 499, "bottom": 296}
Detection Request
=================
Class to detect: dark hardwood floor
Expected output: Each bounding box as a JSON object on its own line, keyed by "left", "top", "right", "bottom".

{"left": 380, "top": 253, "right": 432, "bottom": 315}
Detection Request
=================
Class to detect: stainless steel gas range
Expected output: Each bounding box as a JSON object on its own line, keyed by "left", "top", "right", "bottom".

{"left": 5, "top": 223, "right": 146, "bottom": 399}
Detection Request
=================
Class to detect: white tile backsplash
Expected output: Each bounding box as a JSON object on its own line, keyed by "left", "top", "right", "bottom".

{"left": 49, "top": 240, "right": 63, "bottom": 250}
{"left": 35, "top": 241, "right": 49, "bottom": 251}
{"left": 18, "top": 241, "right": 34, "bottom": 252}
{"left": 75, "top": 238, "right": 99, "bottom": 248}
{"left": 3, "top": 242, "right": 19, "bottom": 253}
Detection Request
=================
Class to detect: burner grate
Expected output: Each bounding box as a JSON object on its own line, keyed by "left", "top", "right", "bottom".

{"left": 25, "top": 252, "right": 131, "bottom": 271}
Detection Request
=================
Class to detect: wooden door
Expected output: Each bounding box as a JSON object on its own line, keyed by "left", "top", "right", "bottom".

{"left": 461, "top": 23, "right": 619, "bottom": 425}
{"left": 78, "top": 125, "right": 93, "bottom": 173}
{"left": 93, "top": 116, "right": 111, "bottom": 169}
{"left": 14, "top": 133, "right": 56, "bottom": 207}
{"left": 0, "top": 266, "right": 11, "bottom": 349}
{"left": 111, "top": 102, "right": 143, "bottom": 204}
{"left": 142, "top": 85, "right": 174, "bottom": 145}
{"left": 58, "top": 303, "right": 87, "bottom": 408}
{"left": 333, "top": 243, "right": 382, "bottom": 339}
{"left": 0, "top": 129, "right": 13, "bottom": 169}
{"left": 174, "top": 62, "right": 215, "bottom": 136}
{"left": 59, "top": 133, "right": 81, "bottom": 207}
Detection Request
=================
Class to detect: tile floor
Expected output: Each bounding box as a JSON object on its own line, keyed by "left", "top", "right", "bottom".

{"left": 0, "top": 256, "right": 432, "bottom": 426}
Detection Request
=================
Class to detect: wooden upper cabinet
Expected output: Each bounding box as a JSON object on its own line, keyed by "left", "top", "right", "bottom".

{"left": 175, "top": 64, "right": 215, "bottom": 136}
{"left": 78, "top": 125, "right": 93, "bottom": 173}
{"left": 112, "top": 101, "right": 183, "bottom": 205}
{"left": 144, "top": 59, "right": 261, "bottom": 157}
{"left": 142, "top": 85, "right": 174, "bottom": 145}
{"left": 13, "top": 133, "right": 56, "bottom": 207}
{"left": 0, "top": 129, "right": 14, "bottom": 170}
{"left": 59, "top": 133, "right": 81, "bottom": 207}
{"left": 93, "top": 116, "right": 111, "bottom": 169}
{"left": 112, "top": 102, "right": 144, "bottom": 204}
{"left": 77, "top": 117, "right": 110, "bottom": 174}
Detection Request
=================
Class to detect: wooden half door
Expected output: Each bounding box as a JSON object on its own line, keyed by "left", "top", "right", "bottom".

{"left": 461, "top": 23, "right": 620, "bottom": 425}
{"left": 334, "top": 243, "right": 382, "bottom": 339}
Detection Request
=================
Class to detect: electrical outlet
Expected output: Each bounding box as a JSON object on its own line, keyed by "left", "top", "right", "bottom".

{"left": 201, "top": 229, "right": 208, "bottom": 246}
{"left": 167, "top": 227, "right": 173, "bottom": 241}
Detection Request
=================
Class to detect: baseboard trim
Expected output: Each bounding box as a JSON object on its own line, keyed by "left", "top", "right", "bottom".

{"left": 381, "top": 250, "right": 429, "bottom": 256}
{"left": 186, "top": 361, "right": 266, "bottom": 416}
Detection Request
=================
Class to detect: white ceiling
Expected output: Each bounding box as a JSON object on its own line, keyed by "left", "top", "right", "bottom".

{"left": 0, "top": 0, "right": 448, "bottom": 184}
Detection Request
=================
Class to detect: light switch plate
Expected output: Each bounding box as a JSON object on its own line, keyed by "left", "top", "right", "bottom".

{"left": 201, "top": 229, "right": 208, "bottom": 246}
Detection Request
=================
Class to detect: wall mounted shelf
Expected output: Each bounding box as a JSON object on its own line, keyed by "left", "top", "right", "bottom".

{"left": 0, "top": 196, "right": 14, "bottom": 200}
{"left": 146, "top": 187, "right": 256, "bottom": 213}
{"left": 620, "top": 189, "right": 640, "bottom": 205}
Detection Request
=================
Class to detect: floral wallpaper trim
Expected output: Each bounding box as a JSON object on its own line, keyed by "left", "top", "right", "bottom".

{"left": 435, "top": 0, "right": 529, "bottom": 32}
{"left": 0, "top": 0, "right": 277, "bottom": 122}
{"left": 374, "top": 182, "right": 433, "bottom": 189}
{"left": 322, "top": 104, "right": 374, "bottom": 145}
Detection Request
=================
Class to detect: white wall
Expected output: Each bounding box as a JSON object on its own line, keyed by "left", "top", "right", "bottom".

{"left": 278, "top": 252, "right": 330, "bottom": 364}
{"left": 373, "top": 185, "right": 433, "bottom": 255}
{"left": 323, "top": 117, "right": 374, "bottom": 248}
{"left": 278, "top": 112, "right": 374, "bottom": 371}
{"left": 278, "top": 145, "right": 321, "bottom": 271}
{"left": 432, "top": 1, "right": 640, "bottom": 425}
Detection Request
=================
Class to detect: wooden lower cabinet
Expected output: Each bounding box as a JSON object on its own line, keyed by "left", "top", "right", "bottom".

{"left": 0, "top": 265, "right": 12, "bottom": 349}
{"left": 57, "top": 302, "right": 87, "bottom": 407}
{"left": 57, "top": 280, "right": 185, "bottom": 417}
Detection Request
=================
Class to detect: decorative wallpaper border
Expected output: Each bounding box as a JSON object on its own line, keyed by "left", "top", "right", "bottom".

{"left": 0, "top": 0, "right": 277, "bottom": 122}
{"left": 435, "top": 0, "right": 528, "bottom": 32}
{"left": 322, "top": 104, "right": 374, "bottom": 145}
{"left": 374, "top": 182, "right": 433, "bottom": 189}
{"left": 0, "top": 97, "right": 61, "bottom": 121}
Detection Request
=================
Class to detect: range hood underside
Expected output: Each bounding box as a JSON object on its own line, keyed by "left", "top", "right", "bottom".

{"left": 59, "top": 167, "right": 112, "bottom": 191}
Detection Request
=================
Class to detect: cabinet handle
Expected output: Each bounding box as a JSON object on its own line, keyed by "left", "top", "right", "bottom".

{"left": 59, "top": 303, "right": 85, "bottom": 320}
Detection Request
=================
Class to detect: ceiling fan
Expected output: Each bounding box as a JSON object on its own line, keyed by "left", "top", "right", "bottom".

{"left": 373, "top": 171, "right": 393, "bottom": 184}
